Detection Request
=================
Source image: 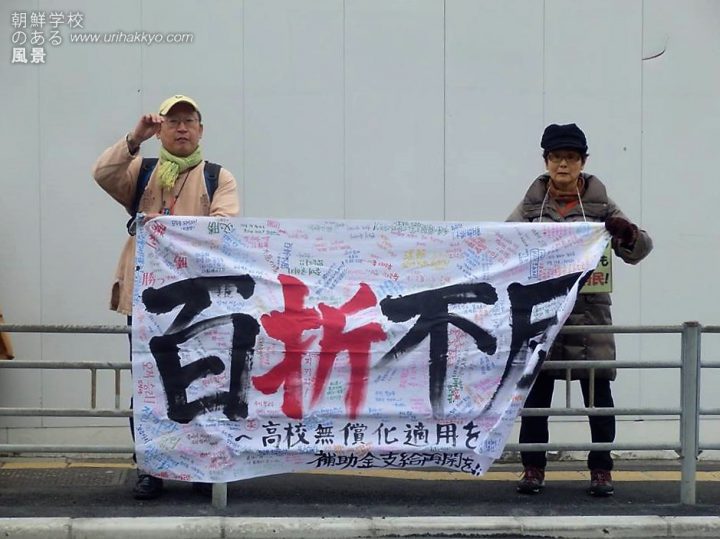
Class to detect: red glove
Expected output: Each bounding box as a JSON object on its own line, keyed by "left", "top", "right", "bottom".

{"left": 605, "top": 217, "right": 638, "bottom": 247}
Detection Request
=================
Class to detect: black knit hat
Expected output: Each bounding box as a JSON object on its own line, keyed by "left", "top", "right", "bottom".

{"left": 541, "top": 123, "right": 588, "bottom": 154}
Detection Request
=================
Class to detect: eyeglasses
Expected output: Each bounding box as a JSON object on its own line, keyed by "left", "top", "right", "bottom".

{"left": 164, "top": 117, "right": 200, "bottom": 128}
{"left": 547, "top": 151, "right": 582, "bottom": 164}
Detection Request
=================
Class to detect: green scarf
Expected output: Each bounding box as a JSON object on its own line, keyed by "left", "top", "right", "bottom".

{"left": 157, "top": 146, "right": 203, "bottom": 190}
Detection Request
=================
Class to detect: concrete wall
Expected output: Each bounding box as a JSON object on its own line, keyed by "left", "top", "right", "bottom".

{"left": 1, "top": 0, "right": 718, "bottom": 451}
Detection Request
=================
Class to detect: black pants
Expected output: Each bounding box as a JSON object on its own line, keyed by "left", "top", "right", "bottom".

{"left": 519, "top": 373, "right": 615, "bottom": 471}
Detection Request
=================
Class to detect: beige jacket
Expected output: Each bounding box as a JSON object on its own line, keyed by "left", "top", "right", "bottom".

{"left": 0, "top": 305, "right": 14, "bottom": 359}
{"left": 93, "top": 137, "right": 241, "bottom": 315}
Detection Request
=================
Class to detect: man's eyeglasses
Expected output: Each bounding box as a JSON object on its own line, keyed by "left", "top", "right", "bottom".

{"left": 547, "top": 151, "right": 582, "bottom": 164}
{"left": 164, "top": 117, "right": 200, "bottom": 128}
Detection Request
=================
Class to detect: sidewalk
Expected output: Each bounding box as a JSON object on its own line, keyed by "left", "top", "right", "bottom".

{"left": 1, "top": 457, "right": 719, "bottom": 537}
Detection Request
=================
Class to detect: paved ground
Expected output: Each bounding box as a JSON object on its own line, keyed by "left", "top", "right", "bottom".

{"left": 1, "top": 457, "right": 719, "bottom": 537}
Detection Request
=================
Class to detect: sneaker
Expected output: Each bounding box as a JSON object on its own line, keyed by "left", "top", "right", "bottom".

{"left": 133, "top": 473, "right": 164, "bottom": 500}
{"left": 516, "top": 466, "right": 545, "bottom": 494}
{"left": 589, "top": 469, "right": 614, "bottom": 497}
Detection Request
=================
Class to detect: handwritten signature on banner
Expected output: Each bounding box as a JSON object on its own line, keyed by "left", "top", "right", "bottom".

{"left": 133, "top": 218, "right": 608, "bottom": 482}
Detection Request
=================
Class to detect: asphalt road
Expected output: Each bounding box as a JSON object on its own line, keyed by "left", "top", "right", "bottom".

{"left": 1, "top": 458, "right": 718, "bottom": 519}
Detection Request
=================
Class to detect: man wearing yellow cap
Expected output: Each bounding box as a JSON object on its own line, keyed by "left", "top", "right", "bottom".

{"left": 93, "top": 95, "right": 240, "bottom": 499}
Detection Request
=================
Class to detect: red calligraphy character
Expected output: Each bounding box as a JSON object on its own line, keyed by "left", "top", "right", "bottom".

{"left": 252, "top": 274, "right": 321, "bottom": 419}
{"left": 141, "top": 272, "right": 156, "bottom": 287}
{"left": 312, "top": 283, "right": 386, "bottom": 419}
{"left": 150, "top": 221, "right": 167, "bottom": 236}
{"left": 174, "top": 255, "right": 188, "bottom": 269}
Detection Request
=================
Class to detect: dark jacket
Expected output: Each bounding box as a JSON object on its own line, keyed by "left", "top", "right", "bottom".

{"left": 507, "top": 173, "right": 653, "bottom": 380}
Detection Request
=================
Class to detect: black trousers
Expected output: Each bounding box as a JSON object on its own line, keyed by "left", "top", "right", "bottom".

{"left": 519, "top": 373, "right": 615, "bottom": 471}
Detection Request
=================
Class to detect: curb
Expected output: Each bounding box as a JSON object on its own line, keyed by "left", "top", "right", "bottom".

{"left": 1, "top": 516, "right": 720, "bottom": 538}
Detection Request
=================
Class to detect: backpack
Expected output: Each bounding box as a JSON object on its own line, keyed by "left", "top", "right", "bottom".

{"left": 126, "top": 157, "right": 221, "bottom": 235}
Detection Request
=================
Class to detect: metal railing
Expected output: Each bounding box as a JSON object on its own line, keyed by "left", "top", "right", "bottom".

{"left": 0, "top": 321, "right": 713, "bottom": 507}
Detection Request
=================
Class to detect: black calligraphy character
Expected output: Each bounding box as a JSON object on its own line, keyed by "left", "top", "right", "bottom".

{"left": 284, "top": 422, "right": 310, "bottom": 449}
{"left": 462, "top": 420, "right": 481, "bottom": 450}
{"left": 378, "top": 283, "right": 498, "bottom": 418}
{"left": 506, "top": 272, "right": 585, "bottom": 388}
{"left": 314, "top": 424, "right": 335, "bottom": 446}
{"left": 373, "top": 423, "right": 399, "bottom": 446}
{"left": 142, "top": 275, "right": 260, "bottom": 423}
{"left": 436, "top": 423, "right": 458, "bottom": 446}
{"left": 342, "top": 422, "right": 368, "bottom": 446}
{"left": 481, "top": 272, "right": 586, "bottom": 414}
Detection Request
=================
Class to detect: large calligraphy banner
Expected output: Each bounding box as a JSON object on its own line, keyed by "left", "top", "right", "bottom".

{"left": 132, "top": 217, "right": 608, "bottom": 482}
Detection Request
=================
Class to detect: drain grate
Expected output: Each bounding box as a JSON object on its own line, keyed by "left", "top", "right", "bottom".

{"left": 0, "top": 468, "right": 128, "bottom": 488}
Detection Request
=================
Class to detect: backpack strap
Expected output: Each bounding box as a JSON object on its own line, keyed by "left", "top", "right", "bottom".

{"left": 126, "top": 157, "right": 158, "bottom": 235}
{"left": 203, "top": 161, "right": 221, "bottom": 202}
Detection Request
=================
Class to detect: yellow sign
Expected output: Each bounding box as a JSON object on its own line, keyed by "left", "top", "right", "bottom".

{"left": 580, "top": 243, "right": 612, "bottom": 294}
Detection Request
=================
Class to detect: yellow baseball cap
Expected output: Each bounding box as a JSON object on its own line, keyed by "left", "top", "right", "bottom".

{"left": 158, "top": 94, "right": 200, "bottom": 115}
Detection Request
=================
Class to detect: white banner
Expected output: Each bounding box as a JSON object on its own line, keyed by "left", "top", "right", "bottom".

{"left": 132, "top": 217, "right": 608, "bottom": 482}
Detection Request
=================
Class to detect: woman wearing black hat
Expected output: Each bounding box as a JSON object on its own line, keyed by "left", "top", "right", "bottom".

{"left": 507, "top": 123, "right": 653, "bottom": 497}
